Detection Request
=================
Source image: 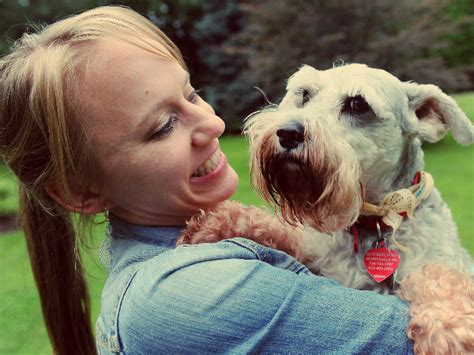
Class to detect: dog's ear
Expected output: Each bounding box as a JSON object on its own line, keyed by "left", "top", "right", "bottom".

{"left": 404, "top": 82, "right": 473, "bottom": 145}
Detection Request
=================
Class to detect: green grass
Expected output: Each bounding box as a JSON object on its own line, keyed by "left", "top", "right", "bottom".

{"left": 0, "top": 163, "right": 19, "bottom": 214}
{"left": 0, "top": 93, "right": 473, "bottom": 354}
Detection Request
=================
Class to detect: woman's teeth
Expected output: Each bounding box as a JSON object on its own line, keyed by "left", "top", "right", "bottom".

{"left": 192, "top": 150, "right": 222, "bottom": 177}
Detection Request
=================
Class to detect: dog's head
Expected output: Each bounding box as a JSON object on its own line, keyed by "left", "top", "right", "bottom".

{"left": 244, "top": 64, "right": 473, "bottom": 232}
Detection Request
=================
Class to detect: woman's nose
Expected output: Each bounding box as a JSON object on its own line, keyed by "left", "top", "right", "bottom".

{"left": 191, "top": 108, "right": 225, "bottom": 147}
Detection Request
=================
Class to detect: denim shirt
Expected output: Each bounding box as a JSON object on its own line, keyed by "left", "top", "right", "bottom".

{"left": 96, "top": 215, "right": 414, "bottom": 354}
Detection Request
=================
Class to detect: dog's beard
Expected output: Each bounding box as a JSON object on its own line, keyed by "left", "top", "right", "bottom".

{"left": 251, "top": 128, "right": 363, "bottom": 233}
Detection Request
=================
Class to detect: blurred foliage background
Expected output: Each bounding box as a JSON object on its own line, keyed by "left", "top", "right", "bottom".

{"left": 1, "top": 0, "right": 473, "bottom": 131}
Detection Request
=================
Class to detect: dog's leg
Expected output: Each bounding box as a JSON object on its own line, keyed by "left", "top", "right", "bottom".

{"left": 176, "top": 200, "right": 310, "bottom": 263}
{"left": 398, "top": 263, "right": 474, "bottom": 354}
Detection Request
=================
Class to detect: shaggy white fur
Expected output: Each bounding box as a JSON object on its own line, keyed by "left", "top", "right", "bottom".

{"left": 178, "top": 64, "right": 474, "bottom": 354}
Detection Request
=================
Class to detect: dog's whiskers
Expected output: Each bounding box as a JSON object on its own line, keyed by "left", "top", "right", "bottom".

{"left": 253, "top": 86, "right": 276, "bottom": 106}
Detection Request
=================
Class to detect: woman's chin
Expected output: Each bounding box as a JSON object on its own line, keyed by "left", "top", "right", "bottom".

{"left": 195, "top": 165, "right": 239, "bottom": 209}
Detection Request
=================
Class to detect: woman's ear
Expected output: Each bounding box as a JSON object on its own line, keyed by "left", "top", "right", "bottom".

{"left": 404, "top": 82, "right": 473, "bottom": 145}
{"left": 44, "top": 181, "right": 104, "bottom": 214}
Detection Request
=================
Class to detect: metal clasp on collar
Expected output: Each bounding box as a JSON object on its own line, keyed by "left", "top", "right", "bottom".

{"left": 373, "top": 221, "right": 388, "bottom": 249}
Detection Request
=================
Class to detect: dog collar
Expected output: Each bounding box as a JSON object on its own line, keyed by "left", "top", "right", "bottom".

{"left": 351, "top": 171, "right": 434, "bottom": 252}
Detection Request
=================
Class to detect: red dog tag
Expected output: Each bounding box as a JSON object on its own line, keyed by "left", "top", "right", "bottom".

{"left": 363, "top": 247, "right": 400, "bottom": 283}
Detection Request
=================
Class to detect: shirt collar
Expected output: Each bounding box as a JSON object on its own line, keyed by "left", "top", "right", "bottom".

{"left": 108, "top": 214, "right": 184, "bottom": 248}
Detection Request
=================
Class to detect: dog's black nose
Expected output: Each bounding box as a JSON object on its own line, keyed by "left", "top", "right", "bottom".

{"left": 277, "top": 122, "right": 305, "bottom": 150}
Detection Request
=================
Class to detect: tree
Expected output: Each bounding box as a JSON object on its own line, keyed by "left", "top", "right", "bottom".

{"left": 2, "top": 0, "right": 472, "bottom": 131}
{"left": 238, "top": 0, "right": 472, "bottom": 105}
{"left": 191, "top": 0, "right": 261, "bottom": 132}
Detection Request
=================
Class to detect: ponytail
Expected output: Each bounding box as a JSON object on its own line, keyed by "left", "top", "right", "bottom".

{"left": 20, "top": 187, "right": 96, "bottom": 355}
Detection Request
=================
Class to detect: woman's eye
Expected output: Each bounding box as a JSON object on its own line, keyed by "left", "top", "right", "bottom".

{"left": 188, "top": 89, "right": 202, "bottom": 104}
{"left": 301, "top": 89, "right": 311, "bottom": 106}
{"left": 343, "top": 95, "right": 371, "bottom": 114}
{"left": 149, "top": 116, "right": 177, "bottom": 140}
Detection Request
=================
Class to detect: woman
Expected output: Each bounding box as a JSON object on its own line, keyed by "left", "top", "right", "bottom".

{"left": 0, "top": 6, "right": 414, "bottom": 355}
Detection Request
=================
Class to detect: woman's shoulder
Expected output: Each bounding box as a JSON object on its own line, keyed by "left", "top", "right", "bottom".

{"left": 144, "top": 237, "right": 310, "bottom": 276}
{"left": 105, "top": 235, "right": 310, "bottom": 283}
{"left": 97, "top": 238, "right": 311, "bottom": 352}
{"left": 99, "top": 236, "right": 312, "bottom": 322}
{"left": 121, "top": 237, "right": 312, "bottom": 304}
{"left": 104, "top": 239, "right": 311, "bottom": 352}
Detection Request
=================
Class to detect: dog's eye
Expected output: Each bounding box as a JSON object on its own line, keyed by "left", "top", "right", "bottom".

{"left": 296, "top": 88, "right": 312, "bottom": 107}
{"left": 344, "top": 95, "right": 371, "bottom": 114}
{"left": 302, "top": 89, "right": 311, "bottom": 106}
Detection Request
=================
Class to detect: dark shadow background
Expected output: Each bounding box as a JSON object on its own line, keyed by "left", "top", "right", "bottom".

{"left": 1, "top": 0, "right": 473, "bottom": 132}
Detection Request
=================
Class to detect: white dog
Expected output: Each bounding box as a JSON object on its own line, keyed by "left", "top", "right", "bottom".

{"left": 178, "top": 64, "right": 474, "bottom": 354}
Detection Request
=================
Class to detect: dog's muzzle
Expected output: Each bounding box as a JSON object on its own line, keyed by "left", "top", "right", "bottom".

{"left": 250, "top": 118, "right": 362, "bottom": 232}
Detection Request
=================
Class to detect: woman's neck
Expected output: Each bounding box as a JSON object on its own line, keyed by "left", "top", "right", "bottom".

{"left": 109, "top": 207, "right": 188, "bottom": 227}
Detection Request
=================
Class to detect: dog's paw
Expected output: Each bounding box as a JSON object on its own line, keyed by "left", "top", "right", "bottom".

{"left": 400, "top": 263, "right": 474, "bottom": 354}
{"left": 176, "top": 200, "right": 308, "bottom": 262}
{"left": 176, "top": 200, "right": 267, "bottom": 246}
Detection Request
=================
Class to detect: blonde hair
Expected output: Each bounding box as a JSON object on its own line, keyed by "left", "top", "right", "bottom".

{"left": 0, "top": 6, "right": 185, "bottom": 355}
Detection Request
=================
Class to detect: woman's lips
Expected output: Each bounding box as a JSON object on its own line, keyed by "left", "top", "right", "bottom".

{"left": 191, "top": 149, "right": 222, "bottom": 177}
{"left": 190, "top": 151, "right": 228, "bottom": 183}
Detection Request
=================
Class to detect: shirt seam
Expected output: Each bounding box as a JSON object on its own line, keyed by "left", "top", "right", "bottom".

{"left": 111, "top": 266, "right": 141, "bottom": 353}
{"left": 223, "top": 238, "right": 267, "bottom": 259}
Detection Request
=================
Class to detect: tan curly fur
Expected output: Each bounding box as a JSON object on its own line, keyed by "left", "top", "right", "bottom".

{"left": 399, "top": 264, "right": 474, "bottom": 354}
{"left": 177, "top": 200, "right": 312, "bottom": 264}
